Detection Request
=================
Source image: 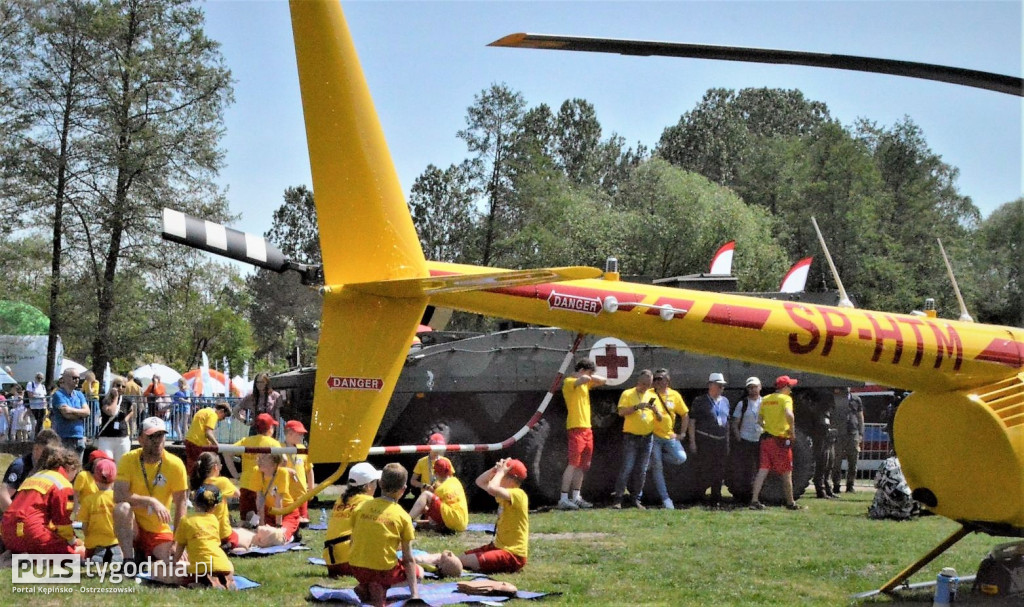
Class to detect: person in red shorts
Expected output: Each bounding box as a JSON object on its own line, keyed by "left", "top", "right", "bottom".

{"left": 348, "top": 462, "right": 421, "bottom": 606}
{"left": 558, "top": 359, "right": 605, "bottom": 510}
{"left": 450, "top": 458, "right": 529, "bottom": 574}
{"left": 750, "top": 376, "right": 806, "bottom": 511}
{"left": 113, "top": 417, "right": 188, "bottom": 562}
{"left": 1, "top": 447, "right": 83, "bottom": 555}
{"left": 408, "top": 458, "right": 468, "bottom": 533}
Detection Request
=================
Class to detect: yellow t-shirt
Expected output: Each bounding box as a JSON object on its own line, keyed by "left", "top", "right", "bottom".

{"left": 287, "top": 451, "right": 313, "bottom": 494}
{"left": 562, "top": 376, "right": 591, "bottom": 429}
{"left": 185, "top": 408, "right": 219, "bottom": 445}
{"left": 647, "top": 388, "right": 688, "bottom": 440}
{"left": 82, "top": 380, "right": 100, "bottom": 400}
{"left": 174, "top": 512, "right": 233, "bottom": 575}
{"left": 115, "top": 449, "right": 188, "bottom": 534}
{"left": 617, "top": 387, "right": 654, "bottom": 436}
{"left": 323, "top": 492, "right": 373, "bottom": 565}
{"left": 74, "top": 470, "right": 98, "bottom": 503}
{"left": 78, "top": 489, "right": 117, "bottom": 549}
{"left": 235, "top": 435, "right": 281, "bottom": 491}
{"left": 760, "top": 392, "right": 794, "bottom": 438}
{"left": 204, "top": 475, "right": 238, "bottom": 540}
{"left": 412, "top": 455, "right": 453, "bottom": 487}
{"left": 434, "top": 476, "right": 468, "bottom": 532}
{"left": 494, "top": 487, "right": 529, "bottom": 558}
{"left": 349, "top": 497, "right": 415, "bottom": 571}
{"left": 257, "top": 466, "right": 301, "bottom": 510}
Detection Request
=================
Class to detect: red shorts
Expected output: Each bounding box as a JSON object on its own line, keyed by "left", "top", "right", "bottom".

{"left": 184, "top": 440, "right": 206, "bottom": 475}
{"left": 134, "top": 527, "right": 175, "bottom": 558}
{"left": 264, "top": 505, "right": 301, "bottom": 542}
{"left": 567, "top": 427, "right": 594, "bottom": 470}
{"left": 222, "top": 529, "right": 239, "bottom": 549}
{"left": 424, "top": 494, "right": 444, "bottom": 527}
{"left": 238, "top": 488, "right": 257, "bottom": 522}
{"left": 466, "top": 542, "right": 527, "bottom": 574}
{"left": 327, "top": 562, "right": 356, "bottom": 578}
{"left": 351, "top": 562, "right": 408, "bottom": 590}
{"left": 759, "top": 436, "right": 794, "bottom": 474}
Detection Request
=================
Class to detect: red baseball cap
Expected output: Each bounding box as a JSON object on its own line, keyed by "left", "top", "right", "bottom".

{"left": 93, "top": 459, "right": 117, "bottom": 484}
{"left": 285, "top": 420, "right": 308, "bottom": 434}
{"left": 428, "top": 433, "right": 446, "bottom": 445}
{"left": 775, "top": 375, "right": 799, "bottom": 389}
{"left": 433, "top": 458, "right": 453, "bottom": 477}
{"left": 254, "top": 413, "right": 279, "bottom": 433}
{"left": 88, "top": 449, "right": 113, "bottom": 465}
{"left": 505, "top": 459, "right": 528, "bottom": 480}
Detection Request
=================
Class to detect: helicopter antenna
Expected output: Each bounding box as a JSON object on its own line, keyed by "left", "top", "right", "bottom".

{"left": 810, "top": 216, "right": 854, "bottom": 308}
{"left": 937, "top": 238, "right": 974, "bottom": 323}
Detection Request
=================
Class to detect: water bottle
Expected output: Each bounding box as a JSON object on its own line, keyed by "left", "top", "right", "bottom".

{"left": 320, "top": 508, "right": 328, "bottom": 526}
{"left": 933, "top": 567, "right": 958, "bottom": 606}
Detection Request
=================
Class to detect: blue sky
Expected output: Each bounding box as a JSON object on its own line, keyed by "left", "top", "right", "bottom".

{"left": 202, "top": 1, "right": 1022, "bottom": 242}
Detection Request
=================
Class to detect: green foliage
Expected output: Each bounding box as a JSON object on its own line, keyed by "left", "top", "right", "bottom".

{"left": 249, "top": 186, "right": 322, "bottom": 368}
{"left": 408, "top": 162, "right": 478, "bottom": 263}
{"left": 972, "top": 198, "right": 1024, "bottom": 327}
{"left": 0, "top": 300, "right": 48, "bottom": 334}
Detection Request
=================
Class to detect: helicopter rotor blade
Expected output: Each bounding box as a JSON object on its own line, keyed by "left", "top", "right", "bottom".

{"left": 489, "top": 33, "right": 1023, "bottom": 97}
{"left": 162, "top": 208, "right": 289, "bottom": 273}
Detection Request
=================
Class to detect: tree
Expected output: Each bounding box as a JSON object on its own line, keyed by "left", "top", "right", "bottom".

{"left": 80, "top": 0, "right": 233, "bottom": 376}
{"left": 248, "top": 186, "right": 322, "bottom": 368}
{"left": 457, "top": 83, "right": 526, "bottom": 266}
{"left": 972, "top": 198, "right": 1024, "bottom": 328}
{"left": 408, "top": 162, "right": 478, "bottom": 263}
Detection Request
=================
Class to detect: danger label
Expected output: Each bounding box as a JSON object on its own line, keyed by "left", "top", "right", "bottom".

{"left": 326, "top": 376, "right": 384, "bottom": 391}
{"left": 548, "top": 290, "right": 602, "bottom": 316}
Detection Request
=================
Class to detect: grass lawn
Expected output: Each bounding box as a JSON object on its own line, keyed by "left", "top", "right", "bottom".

{"left": 0, "top": 484, "right": 1008, "bottom": 606}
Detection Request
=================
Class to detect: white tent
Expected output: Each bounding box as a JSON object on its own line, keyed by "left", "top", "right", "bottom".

{"left": 60, "top": 358, "right": 88, "bottom": 374}
{"left": 132, "top": 363, "right": 182, "bottom": 392}
{"left": 231, "top": 375, "right": 253, "bottom": 397}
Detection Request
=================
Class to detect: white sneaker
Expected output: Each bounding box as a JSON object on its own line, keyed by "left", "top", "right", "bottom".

{"left": 556, "top": 497, "right": 579, "bottom": 510}
{"left": 663, "top": 499, "right": 675, "bottom": 510}
{"left": 572, "top": 497, "right": 593, "bottom": 509}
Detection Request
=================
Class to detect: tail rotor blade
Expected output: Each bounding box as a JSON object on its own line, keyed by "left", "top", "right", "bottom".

{"left": 161, "top": 208, "right": 288, "bottom": 273}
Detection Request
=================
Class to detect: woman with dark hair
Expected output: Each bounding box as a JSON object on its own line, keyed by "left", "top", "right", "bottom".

{"left": 233, "top": 372, "right": 283, "bottom": 436}
{"left": 96, "top": 380, "right": 133, "bottom": 462}
{"left": 1, "top": 447, "right": 83, "bottom": 554}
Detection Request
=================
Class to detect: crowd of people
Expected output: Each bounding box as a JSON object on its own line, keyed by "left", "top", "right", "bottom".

{"left": 564, "top": 357, "right": 868, "bottom": 511}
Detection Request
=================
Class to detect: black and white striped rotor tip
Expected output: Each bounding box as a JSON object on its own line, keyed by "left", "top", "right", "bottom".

{"left": 162, "top": 208, "right": 288, "bottom": 273}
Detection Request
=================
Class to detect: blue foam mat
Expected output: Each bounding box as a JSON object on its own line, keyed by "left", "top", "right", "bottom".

{"left": 309, "top": 581, "right": 552, "bottom": 605}
{"left": 232, "top": 542, "right": 310, "bottom": 557}
{"left": 465, "top": 523, "right": 495, "bottom": 533}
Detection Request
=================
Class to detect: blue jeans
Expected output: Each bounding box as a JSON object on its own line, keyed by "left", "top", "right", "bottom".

{"left": 649, "top": 436, "right": 687, "bottom": 501}
{"left": 614, "top": 433, "right": 653, "bottom": 500}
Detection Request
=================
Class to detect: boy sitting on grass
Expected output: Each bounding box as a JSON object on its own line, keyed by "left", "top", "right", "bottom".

{"left": 408, "top": 458, "right": 468, "bottom": 533}
{"left": 417, "top": 458, "right": 530, "bottom": 575}
{"left": 78, "top": 457, "right": 121, "bottom": 563}
{"left": 348, "top": 462, "right": 421, "bottom": 606}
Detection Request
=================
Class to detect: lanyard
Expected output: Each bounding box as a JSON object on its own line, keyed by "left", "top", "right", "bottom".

{"left": 260, "top": 469, "right": 278, "bottom": 503}
{"left": 139, "top": 457, "right": 164, "bottom": 497}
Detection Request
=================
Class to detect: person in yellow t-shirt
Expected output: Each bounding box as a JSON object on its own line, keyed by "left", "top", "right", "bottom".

{"left": 558, "top": 359, "right": 605, "bottom": 510}
{"left": 646, "top": 368, "right": 689, "bottom": 510}
{"left": 409, "top": 458, "right": 467, "bottom": 533}
{"left": 73, "top": 449, "right": 112, "bottom": 519}
{"left": 112, "top": 417, "right": 188, "bottom": 562}
{"left": 750, "top": 376, "right": 804, "bottom": 511}
{"left": 255, "top": 453, "right": 302, "bottom": 543}
{"left": 190, "top": 451, "right": 239, "bottom": 548}
{"left": 461, "top": 458, "right": 529, "bottom": 573}
{"left": 410, "top": 433, "right": 454, "bottom": 493}
{"left": 283, "top": 419, "right": 314, "bottom": 523}
{"left": 171, "top": 484, "right": 237, "bottom": 590}
{"left": 349, "top": 463, "right": 421, "bottom": 606}
{"left": 612, "top": 370, "right": 655, "bottom": 510}
{"left": 78, "top": 458, "right": 121, "bottom": 563}
{"left": 184, "top": 401, "right": 231, "bottom": 476}
{"left": 323, "top": 462, "right": 380, "bottom": 578}
{"left": 223, "top": 413, "right": 281, "bottom": 525}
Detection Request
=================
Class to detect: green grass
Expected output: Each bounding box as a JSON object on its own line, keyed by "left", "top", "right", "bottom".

{"left": 0, "top": 489, "right": 1008, "bottom": 606}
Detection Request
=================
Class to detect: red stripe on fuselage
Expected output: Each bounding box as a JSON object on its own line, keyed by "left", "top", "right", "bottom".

{"left": 702, "top": 303, "right": 770, "bottom": 330}
{"left": 975, "top": 339, "right": 1024, "bottom": 368}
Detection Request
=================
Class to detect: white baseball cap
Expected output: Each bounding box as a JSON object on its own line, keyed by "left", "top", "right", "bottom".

{"left": 141, "top": 417, "right": 167, "bottom": 436}
{"left": 745, "top": 377, "right": 761, "bottom": 387}
{"left": 347, "top": 462, "right": 382, "bottom": 486}
{"left": 708, "top": 372, "right": 727, "bottom": 384}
